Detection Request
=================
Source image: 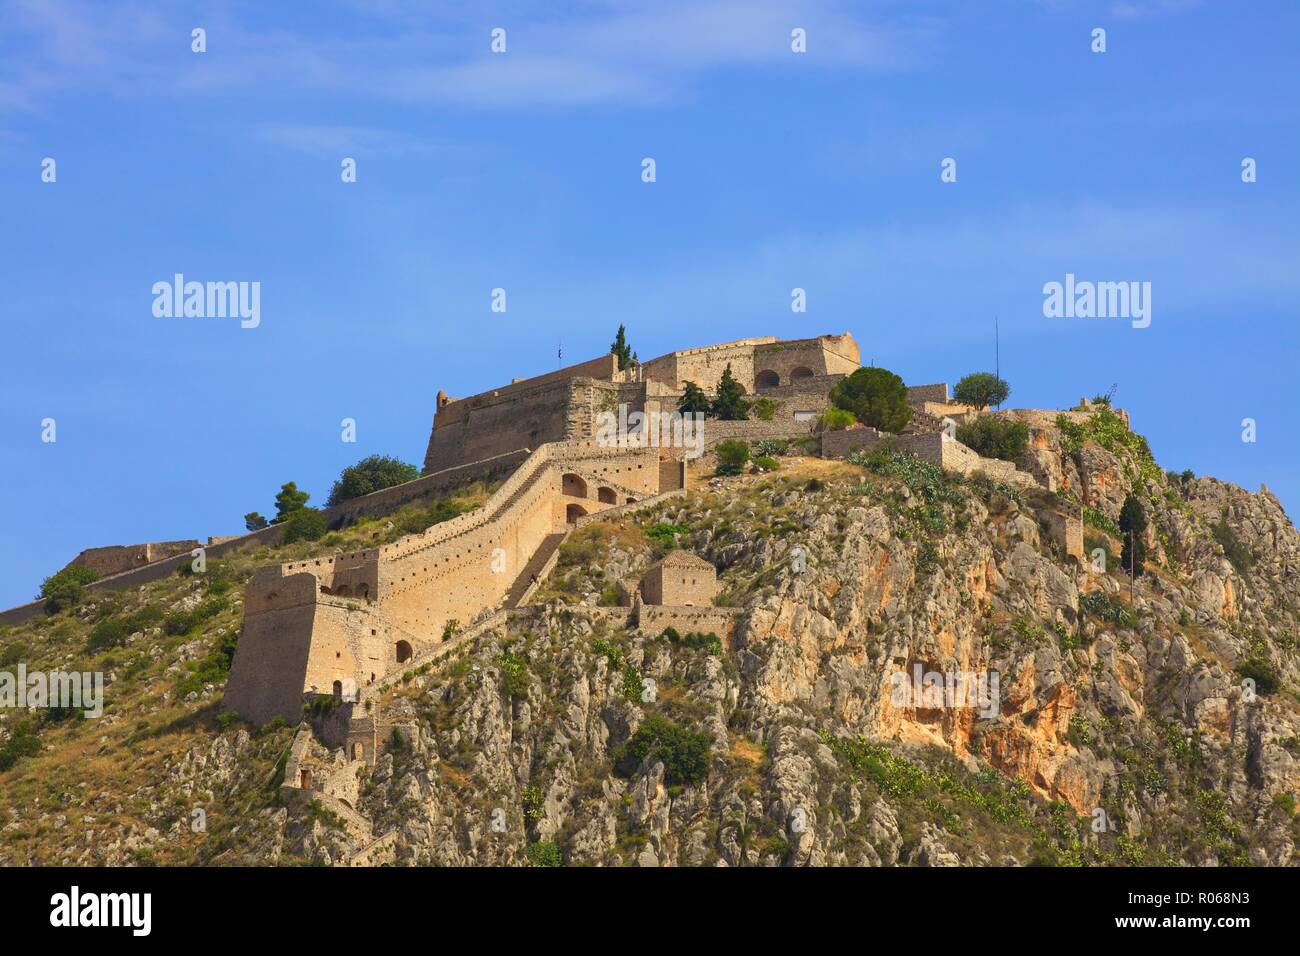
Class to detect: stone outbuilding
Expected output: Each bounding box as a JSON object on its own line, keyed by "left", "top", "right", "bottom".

{"left": 640, "top": 550, "right": 718, "bottom": 606}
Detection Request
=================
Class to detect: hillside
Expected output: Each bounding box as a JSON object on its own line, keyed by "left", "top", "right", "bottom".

{"left": 2, "top": 412, "right": 1298, "bottom": 866}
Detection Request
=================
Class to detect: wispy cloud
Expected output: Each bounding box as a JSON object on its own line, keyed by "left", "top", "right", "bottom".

{"left": 0, "top": 0, "right": 938, "bottom": 112}
{"left": 252, "top": 123, "right": 443, "bottom": 156}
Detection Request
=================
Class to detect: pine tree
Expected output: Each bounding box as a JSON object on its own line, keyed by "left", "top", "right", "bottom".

{"left": 711, "top": 364, "right": 749, "bottom": 421}
{"left": 274, "top": 482, "right": 310, "bottom": 521}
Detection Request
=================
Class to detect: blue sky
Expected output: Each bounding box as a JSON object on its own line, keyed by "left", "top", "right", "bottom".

{"left": 1, "top": 0, "right": 1297, "bottom": 609}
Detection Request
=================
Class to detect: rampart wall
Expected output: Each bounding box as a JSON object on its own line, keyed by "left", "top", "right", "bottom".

{"left": 65, "top": 540, "right": 201, "bottom": 578}
{"left": 224, "top": 441, "right": 673, "bottom": 724}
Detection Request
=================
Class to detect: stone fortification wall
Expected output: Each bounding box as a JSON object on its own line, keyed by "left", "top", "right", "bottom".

{"left": 640, "top": 337, "right": 776, "bottom": 390}
{"left": 224, "top": 441, "right": 668, "bottom": 725}
{"left": 0, "top": 449, "right": 532, "bottom": 628}
{"left": 820, "top": 429, "right": 1039, "bottom": 490}
{"left": 64, "top": 540, "right": 201, "bottom": 578}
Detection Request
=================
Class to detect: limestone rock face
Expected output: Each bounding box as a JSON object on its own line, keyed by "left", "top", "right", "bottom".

{"left": 306, "top": 423, "right": 1300, "bottom": 867}
{"left": 63, "top": 415, "right": 1291, "bottom": 868}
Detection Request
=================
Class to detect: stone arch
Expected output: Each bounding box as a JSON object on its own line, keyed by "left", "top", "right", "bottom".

{"left": 755, "top": 369, "right": 780, "bottom": 389}
{"left": 566, "top": 503, "right": 588, "bottom": 524}
{"left": 352, "top": 742, "right": 364, "bottom": 761}
{"left": 562, "top": 473, "right": 588, "bottom": 498}
{"left": 597, "top": 486, "right": 617, "bottom": 504}
{"left": 299, "top": 769, "right": 312, "bottom": 789}
{"left": 626, "top": 496, "right": 637, "bottom": 505}
{"left": 332, "top": 680, "right": 343, "bottom": 699}
{"left": 790, "top": 366, "right": 815, "bottom": 382}
{"left": 357, "top": 583, "right": 370, "bottom": 601}
{"left": 395, "top": 640, "right": 413, "bottom": 663}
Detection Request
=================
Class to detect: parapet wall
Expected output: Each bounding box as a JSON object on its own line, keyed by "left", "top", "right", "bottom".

{"left": 821, "top": 429, "right": 1039, "bottom": 489}
{"left": 65, "top": 540, "right": 200, "bottom": 578}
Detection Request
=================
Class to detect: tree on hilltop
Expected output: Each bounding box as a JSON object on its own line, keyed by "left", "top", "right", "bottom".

{"left": 954, "top": 372, "right": 1010, "bottom": 410}
{"left": 274, "top": 482, "right": 310, "bottom": 521}
{"left": 327, "top": 455, "right": 420, "bottom": 507}
{"left": 829, "top": 367, "right": 912, "bottom": 433}
{"left": 610, "top": 325, "right": 633, "bottom": 371}
{"left": 244, "top": 512, "right": 269, "bottom": 532}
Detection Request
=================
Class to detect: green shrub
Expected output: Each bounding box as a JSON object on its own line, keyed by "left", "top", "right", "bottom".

{"left": 397, "top": 497, "right": 472, "bottom": 535}
{"left": 163, "top": 597, "right": 228, "bottom": 636}
{"left": 829, "top": 367, "right": 912, "bottom": 432}
{"left": 752, "top": 455, "right": 780, "bottom": 472}
{"left": 955, "top": 416, "right": 1028, "bottom": 462}
{"left": 0, "top": 640, "right": 30, "bottom": 668}
{"left": 714, "top": 439, "right": 750, "bottom": 476}
{"left": 526, "top": 840, "right": 563, "bottom": 867}
{"left": 497, "top": 651, "right": 530, "bottom": 699}
{"left": 613, "top": 715, "right": 712, "bottom": 787}
{"left": 281, "top": 507, "right": 327, "bottom": 544}
{"left": 1079, "top": 591, "right": 1137, "bottom": 628}
{"left": 38, "top": 565, "right": 99, "bottom": 613}
{"left": 87, "top": 604, "right": 164, "bottom": 652}
{"left": 1212, "top": 520, "right": 1254, "bottom": 574}
{"left": 665, "top": 630, "right": 723, "bottom": 654}
{"left": 753, "top": 439, "right": 789, "bottom": 457}
{"left": 750, "top": 397, "right": 777, "bottom": 421}
{"left": 0, "top": 719, "right": 41, "bottom": 771}
{"left": 819, "top": 407, "right": 857, "bottom": 431}
{"left": 646, "top": 523, "right": 687, "bottom": 548}
{"left": 1083, "top": 506, "right": 1120, "bottom": 536}
{"left": 327, "top": 455, "right": 420, "bottom": 507}
{"left": 244, "top": 512, "right": 269, "bottom": 531}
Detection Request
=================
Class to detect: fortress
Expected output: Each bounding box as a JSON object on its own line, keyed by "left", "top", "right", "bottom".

{"left": 225, "top": 333, "right": 870, "bottom": 725}
{"left": 1, "top": 330, "right": 1087, "bottom": 753}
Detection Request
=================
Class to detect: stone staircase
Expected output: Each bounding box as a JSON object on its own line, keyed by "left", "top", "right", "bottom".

{"left": 504, "top": 532, "right": 568, "bottom": 607}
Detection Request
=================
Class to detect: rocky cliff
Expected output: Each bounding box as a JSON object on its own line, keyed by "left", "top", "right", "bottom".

{"left": 2, "top": 410, "right": 1297, "bottom": 866}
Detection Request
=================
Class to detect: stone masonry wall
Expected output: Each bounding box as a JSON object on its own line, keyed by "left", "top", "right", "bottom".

{"left": 224, "top": 441, "right": 668, "bottom": 725}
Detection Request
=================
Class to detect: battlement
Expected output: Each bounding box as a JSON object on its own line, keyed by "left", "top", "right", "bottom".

{"left": 422, "top": 333, "right": 861, "bottom": 475}
{"left": 224, "top": 438, "right": 683, "bottom": 724}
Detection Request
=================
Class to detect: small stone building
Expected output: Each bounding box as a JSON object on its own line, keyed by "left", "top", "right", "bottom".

{"left": 640, "top": 550, "right": 718, "bottom": 606}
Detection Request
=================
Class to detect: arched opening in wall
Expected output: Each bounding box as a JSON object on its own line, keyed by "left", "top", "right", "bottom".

{"left": 332, "top": 680, "right": 343, "bottom": 699}
{"left": 790, "top": 366, "right": 815, "bottom": 383}
{"left": 395, "top": 640, "right": 412, "bottom": 663}
{"left": 626, "top": 496, "right": 637, "bottom": 505}
{"left": 597, "top": 487, "right": 617, "bottom": 504}
{"left": 755, "top": 369, "right": 780, "bottom": 390}
{"left": 352, "top": 743, "right": 364, "bottom": 761}
{"left": 357, "top": 583, "right": 370, "bottom": 601}
{"left": 335, "top": 584, "right": 351, "bottom": 598}
{"left": 562, "top": 473, "right": 588, "bottom": 498}
{"left": 566, "top": 504, "right": 588, "bottom": 524}
{"left": 299, "top": 769, "right": 312, "bottom": 790}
